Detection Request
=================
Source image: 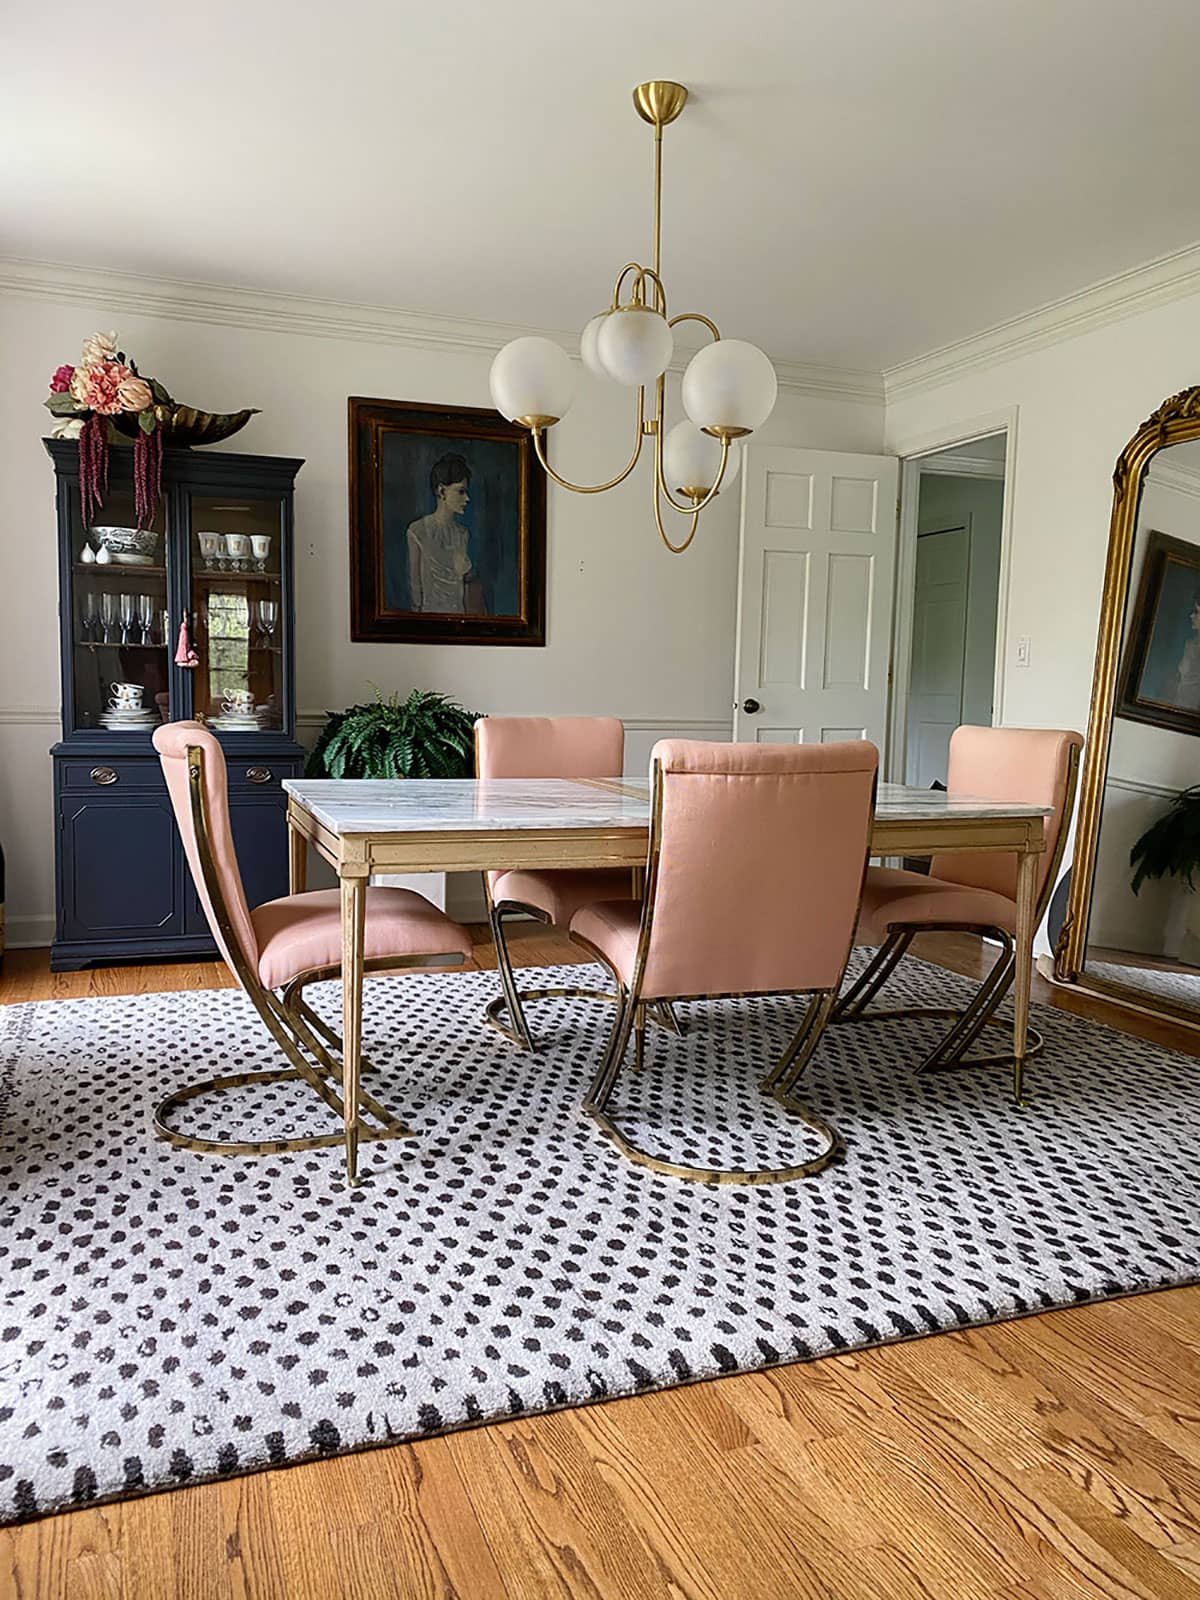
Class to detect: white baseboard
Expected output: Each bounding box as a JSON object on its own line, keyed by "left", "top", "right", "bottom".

{"left": 6, "top": 914, "right": 55, "bottom": 950}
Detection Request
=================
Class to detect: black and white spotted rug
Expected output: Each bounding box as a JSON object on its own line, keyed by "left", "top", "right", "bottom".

{"left": 2, "top": 955, "right": 1198, "bottom": 1524}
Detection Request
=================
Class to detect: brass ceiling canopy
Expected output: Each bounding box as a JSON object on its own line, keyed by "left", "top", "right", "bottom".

{"left": 632, "top": 79, "right": 689, "bottom": 128}
{"left": 489, "top": 79, "right": 777, "bottom": 554}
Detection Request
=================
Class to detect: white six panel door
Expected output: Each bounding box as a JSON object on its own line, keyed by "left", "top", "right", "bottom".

{"left": 733, "top": 445, "right": 899, "bottom": 748}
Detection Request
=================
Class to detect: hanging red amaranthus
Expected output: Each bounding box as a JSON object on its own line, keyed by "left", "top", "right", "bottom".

{"left": 78, "top": 413, "right": 110, "bottom": 527}
{"left": 133, "top": 424, "right": 163, "bottom": 529}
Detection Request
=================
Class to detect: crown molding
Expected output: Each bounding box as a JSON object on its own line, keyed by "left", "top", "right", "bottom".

{"left": 884, "top": 240, "right": 1200, "bottom": 402}
{"left": 0, "top": 255, "right": 883, "bottom": 406}
{"left": 1146, "top": 457, "right": 1200, "bottom": 500}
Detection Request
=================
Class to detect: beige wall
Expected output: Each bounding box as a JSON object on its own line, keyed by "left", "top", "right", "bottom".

{"left": 885, "top": 292, "right": 1200, "bottom": 737}
{"left": 0, "top": 283, "right": 884, "bottom": 943}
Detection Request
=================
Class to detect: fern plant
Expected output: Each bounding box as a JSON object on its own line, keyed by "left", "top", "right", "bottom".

{"left": 1130, "top": 785, "right": 1200, "bottom": 894}
{"left": 305, "top": 690, "right": 479, "bottom": 780}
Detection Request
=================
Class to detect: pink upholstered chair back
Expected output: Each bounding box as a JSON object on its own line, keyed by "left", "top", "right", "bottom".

{"left": 475, "top": 716, "right": 624, "bottom": 780}
{"left": 153, "top": 721, "right": 258, "bottom": 979}
{"left": 930, "top": 725, "right": 1083, "bottom": 904}
{"left": 636, "top": 739, "right": 879, "bottom": 1000}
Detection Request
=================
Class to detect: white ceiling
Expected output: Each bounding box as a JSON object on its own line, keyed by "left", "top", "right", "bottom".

{"left": 5, "top": 0, "right": 1200, "bottom": 372}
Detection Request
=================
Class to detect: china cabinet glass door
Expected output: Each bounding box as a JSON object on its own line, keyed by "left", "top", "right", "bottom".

{"left": 187, "top": 492, "right": 286, "bottom": 733}
{"left": 69, "top": 482, "right": 170, "bottom": 734}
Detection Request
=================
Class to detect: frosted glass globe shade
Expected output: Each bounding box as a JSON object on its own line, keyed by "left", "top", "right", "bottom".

{"left": 681, "top": 339, "right": 777, "bottom": 435}
{"left": 579, "top": 313, "right": 612, "bottom": 379}
{"left": 662, "top": 421, "right": 741, "bottom": 497}
{"left": 489, "top": 337, "right": 575, "bottom": 424}
{"left": 597, "top": 307, "right": 674, "bottom": 387}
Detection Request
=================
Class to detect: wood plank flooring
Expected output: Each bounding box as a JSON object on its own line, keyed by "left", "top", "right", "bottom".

{"left": 1, "top": 929, "right": 1198, "bottom": 1600}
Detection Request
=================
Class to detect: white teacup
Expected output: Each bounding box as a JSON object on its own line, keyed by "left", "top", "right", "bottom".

{"left": 110, "top": 681, "right": 143, "bottom": 707}
{"left": 224, "top": 533, "right": 250, "bottom": 561}
{"left": 222, "top": 690, "right": 255, "bottom": 716}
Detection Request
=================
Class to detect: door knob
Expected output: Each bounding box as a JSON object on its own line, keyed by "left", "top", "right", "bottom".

{"left": 741, "top": 697, "right": 762, "bottom": 714}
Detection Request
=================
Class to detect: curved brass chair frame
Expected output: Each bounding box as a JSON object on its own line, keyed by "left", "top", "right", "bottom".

{"left": 160, "top": 746, "right": 468, "bottom": 1182}
{"left": 833, "top": 742, "right": 1080, "bottom": 1104}
{"left": 484, "top": 887, "right": 683, "bottom": 1052}
{"left": 569, "top": 764, "right": 853, "bottom": 1185}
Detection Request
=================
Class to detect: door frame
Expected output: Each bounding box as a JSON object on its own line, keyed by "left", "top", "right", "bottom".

{"left": 886, "top": 407, "right": 1019, "bottom": 782}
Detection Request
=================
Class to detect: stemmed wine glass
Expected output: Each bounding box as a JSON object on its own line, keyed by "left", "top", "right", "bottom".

{"left": 257, "top": 599, "right": 278, "bottom": 647}
{"left": 100, "top": 592, "right": 118, "bottom": 645}
{"left": 79, "top": 589, "right": 98, "bottom": 643}
{"left": 136, "top": 593, "right": 156, "bottom": 646}
{"left": 118, "top": 593, "right": 136, "bottom": 647}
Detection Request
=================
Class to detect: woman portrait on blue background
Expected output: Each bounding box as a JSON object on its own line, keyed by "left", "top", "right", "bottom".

{"left": 348, "top": 397, "right": 546, "bottom": 646}
{"left": 1117, "top": 528, "right": 1200, "bottom": 735}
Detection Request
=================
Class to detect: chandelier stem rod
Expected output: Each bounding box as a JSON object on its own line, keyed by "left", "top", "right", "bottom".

{"left": 530, "top": 389, "right": 646, "bottom": 494}
{"left": 653, "top": 123, "right": 663, "bottom": 280}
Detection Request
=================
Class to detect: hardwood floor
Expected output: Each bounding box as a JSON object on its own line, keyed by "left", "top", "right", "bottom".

{"left": 2, "top": 929, "right": 1199, "bottom": 1600}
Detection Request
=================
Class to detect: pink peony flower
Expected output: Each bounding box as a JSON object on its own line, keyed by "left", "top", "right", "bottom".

{"left": 117, "top": 374, "right": 152, "bottom": 413}
{"left": 73, "top": 360, "right": 133, "bottom": 416}
{"left": 49, "top": 364, "right": 75, "bottom": 394}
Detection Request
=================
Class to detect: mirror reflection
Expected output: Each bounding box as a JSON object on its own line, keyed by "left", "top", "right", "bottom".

{"left": 1086, "top": 438, "right": 1200, "bottom": 1012}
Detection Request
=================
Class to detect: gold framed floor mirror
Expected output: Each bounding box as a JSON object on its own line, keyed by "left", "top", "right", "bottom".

{"left": 1052, "top": 387, "right": 1200, "bottom": 1031}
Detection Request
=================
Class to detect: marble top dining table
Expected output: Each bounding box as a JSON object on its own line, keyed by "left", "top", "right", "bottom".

{"left": 283, "top": 775, "right": 1050, "bottom": 872}
{"left": 283, "top": 775, "right": 1051, "bottom": 1184}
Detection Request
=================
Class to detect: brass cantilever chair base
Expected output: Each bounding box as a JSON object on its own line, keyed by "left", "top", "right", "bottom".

{"left": 574, "top": 930, "right": 841, "bottom": 1185}
{"left": 833, "top": 925, "right": 1042, "bottom": 1102}
{"left": 153, "top": 952, "right": 468, "bottom": 1168}
{"left": 485, "top": 895, "right": 683, "bottom": 1053}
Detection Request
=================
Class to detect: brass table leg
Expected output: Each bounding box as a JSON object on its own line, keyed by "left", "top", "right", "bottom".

{"left": 1012, "top": 845, "right": 1038, "bottom": 1104}
{"left": 340, "top": 872, "right": 367, "bottom": 1184}
{"left": 288, "top": 817, "right": 308, "bottom": 894}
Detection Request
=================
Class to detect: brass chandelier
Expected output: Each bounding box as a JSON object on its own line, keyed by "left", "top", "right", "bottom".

{"left": 489, "top": 80, "right": 778, "bottom": 554}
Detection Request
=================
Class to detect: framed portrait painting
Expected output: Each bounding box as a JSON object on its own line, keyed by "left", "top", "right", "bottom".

{"left": 348, "top": 396, "right": 546, "bottom": 646}
{"left": 1116, "top": 528, "right": 1200, "bottom": 736}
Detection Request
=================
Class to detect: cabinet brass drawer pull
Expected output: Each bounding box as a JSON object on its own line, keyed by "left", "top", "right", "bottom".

{"left": 90, "top": 766, "right": 119, "bottom": 787}
{"left": 245, "top": 766, "right": 273, "bottom": 785}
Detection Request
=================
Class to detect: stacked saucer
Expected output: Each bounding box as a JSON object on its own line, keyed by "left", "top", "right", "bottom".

{"left": 209, "top": 711, "right": 261, "bottom": 732}
{"left": 101, "top": 706, "right": 159, "bottom": 731}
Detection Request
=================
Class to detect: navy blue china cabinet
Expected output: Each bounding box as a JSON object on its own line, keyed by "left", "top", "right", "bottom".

{"left": 46, "top": 438, "right": 306, "bottom": 969}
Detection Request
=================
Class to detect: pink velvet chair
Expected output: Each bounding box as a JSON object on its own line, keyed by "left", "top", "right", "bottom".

{"left": 836, "top": 724, "right": 1082, "bottom": 1095}
{"left": 475, "top": 715, "right": 639, "bottom": 1048}
{"left": 153, "top": 722, "right": 473, "bottom": 1183}
{"left": 568, "top": 738, "right": 879, "bottom": 1184}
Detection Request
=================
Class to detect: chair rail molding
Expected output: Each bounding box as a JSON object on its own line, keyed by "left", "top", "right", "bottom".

{"left": 0, "top": 256, "right": 883, "bottom": 406}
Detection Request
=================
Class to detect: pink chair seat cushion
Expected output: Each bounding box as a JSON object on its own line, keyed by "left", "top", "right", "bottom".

{"left": 491, "top": 868, "right": 635, "bottom": 926}
{"left": 569, "top": 899, "right": 642, "bottom": 987}
{"left": 857, "top": 866, "right": 1016, "bottom": 946}
{"left": 251, "top": 887, "right": 472, "bottom": 989}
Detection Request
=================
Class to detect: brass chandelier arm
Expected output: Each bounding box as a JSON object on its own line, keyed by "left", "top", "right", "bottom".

{"left": 669, "top": 310, "right": 722, "bottom": 342}
{"left": 652, "top": 479, "right": 701, "bottom": 554}
{"left": 530, "top": 388, "right": 646, "bottom": 494}
{"left": 652, "top": 374, "right": 731, "bottom": 516}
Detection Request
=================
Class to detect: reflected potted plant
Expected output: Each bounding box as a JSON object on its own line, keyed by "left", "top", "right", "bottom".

{"left": 1130, "top": 784, "right": 1200, "bottom": 964}
{"left": 305, "top": 689, "right": 479, "bottom": 779}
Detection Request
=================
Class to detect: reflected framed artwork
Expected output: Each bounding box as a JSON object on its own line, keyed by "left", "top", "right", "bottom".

{"left": 1117, "top": 528, "right": 1200, "bottom": 735}
{"left": 348, "top": 396, "right": 546, "bottom": 645}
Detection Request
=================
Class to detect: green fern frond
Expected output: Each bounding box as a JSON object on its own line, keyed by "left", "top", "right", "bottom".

{"left": 304, "top": 689, "right": 481, "bottom": 781}
{"left": 1130, "top": 784, "right": 1200, "bottom": 894}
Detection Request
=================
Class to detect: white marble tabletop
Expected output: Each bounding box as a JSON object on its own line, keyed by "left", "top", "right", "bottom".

{"left": 284, "top": 776, "right": 1049, "bottom": 837}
